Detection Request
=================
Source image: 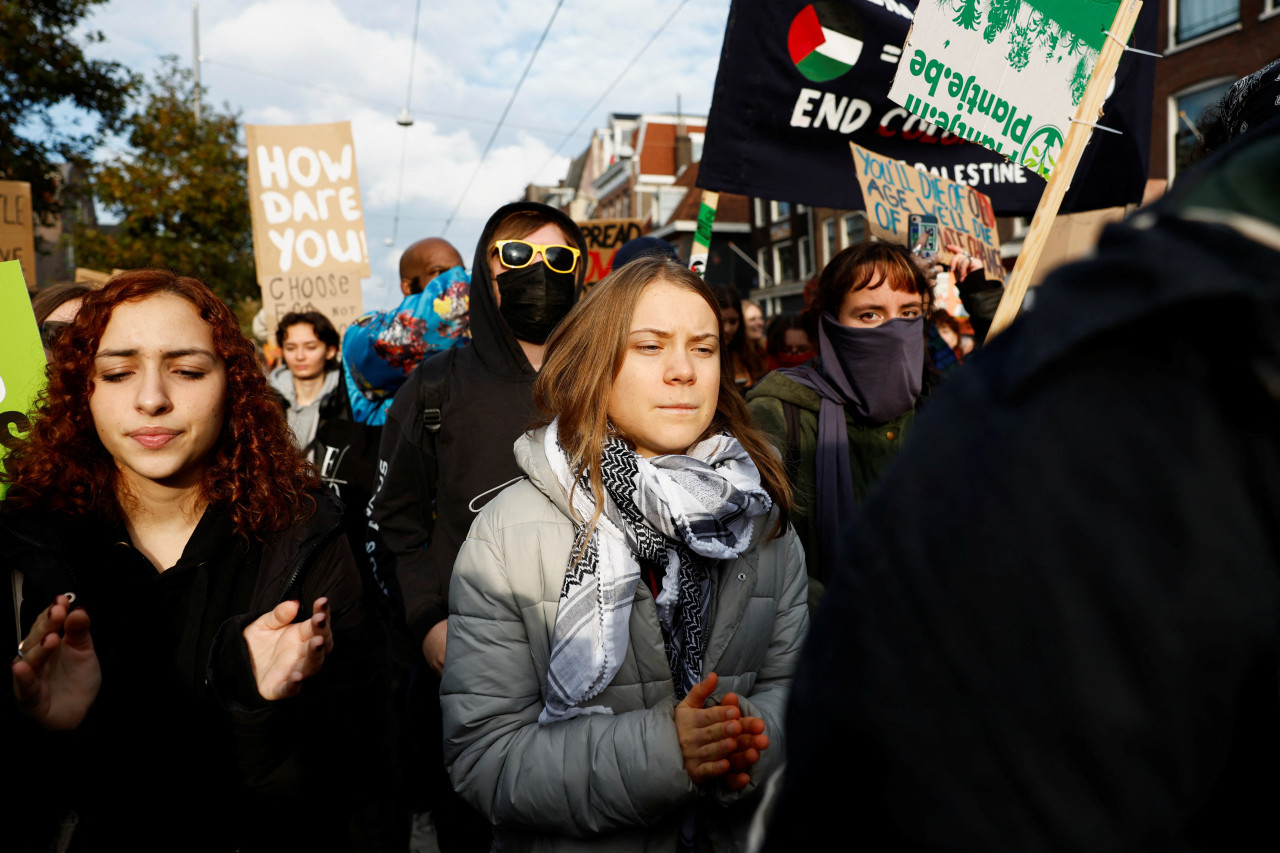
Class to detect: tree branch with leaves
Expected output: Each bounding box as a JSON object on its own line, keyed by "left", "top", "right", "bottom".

{"left": 74, "top": 57, "right": 257, "bottom": 302}
{"left": 0, "top": 0, "right": 137, "bottom": 223}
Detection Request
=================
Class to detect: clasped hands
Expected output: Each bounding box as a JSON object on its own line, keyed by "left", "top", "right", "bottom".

{"left": 12, "top": 594, "right": 334, "bottom": 729}
{"left": 673, "top": 672, "right": 769, "bottom": 791}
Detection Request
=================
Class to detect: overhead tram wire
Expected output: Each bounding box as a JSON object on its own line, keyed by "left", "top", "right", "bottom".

{"left": 200, "top": 57, "right": 568, "bottom": 136}
{"left": 390, "top": 0, "right": 424, "bottom": 248}
{"left": 441, "top": 0, "right": 565, "bottom": 236}
{"left": 525, "top": 0, "right": 690, "bottom": 188}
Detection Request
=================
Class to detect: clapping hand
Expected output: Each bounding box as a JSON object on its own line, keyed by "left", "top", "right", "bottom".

{"left": 12, "top": 594, "right": 101, "bottom": 731}
{"left": 243, "top": 597, "right": 333, "bottom": 701}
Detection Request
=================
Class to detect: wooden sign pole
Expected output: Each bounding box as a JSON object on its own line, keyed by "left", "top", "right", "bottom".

{"left": 985, "top": 0, "right": 1143, "bottom": 342}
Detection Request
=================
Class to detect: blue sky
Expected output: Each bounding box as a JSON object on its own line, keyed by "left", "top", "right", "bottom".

{"left": 77, "top": 0, "right": 732, "bottom": 308}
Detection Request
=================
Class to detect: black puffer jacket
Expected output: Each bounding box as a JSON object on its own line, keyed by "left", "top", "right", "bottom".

{"left": 766, "top": 119, "right": 1280, "bottom": 850}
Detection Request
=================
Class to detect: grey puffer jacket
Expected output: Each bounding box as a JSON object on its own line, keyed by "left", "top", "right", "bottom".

{"left": 441, "top": 428, "right": 809, "bottom": 852}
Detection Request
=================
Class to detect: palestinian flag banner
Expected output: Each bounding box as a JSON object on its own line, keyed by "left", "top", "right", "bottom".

{"left": 698, "top": 0, "right": 1155, "bottom": 216}
{"left": 789, "top": 4, "right": 865, "bottom": 82}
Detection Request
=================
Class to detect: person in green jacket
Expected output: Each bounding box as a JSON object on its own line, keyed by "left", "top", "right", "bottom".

{"left": 747, "top": 241, "right": 993, "bottom": 606}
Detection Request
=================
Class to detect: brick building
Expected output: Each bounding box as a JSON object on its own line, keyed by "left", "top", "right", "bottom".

{"left": 648, "top": 162, "right": 754, "bottom": 294}
{"left": 533, "top": 111, "right": 756, "bottom": 293}
{"left": 746, "top": 201, "right": 872, "bottom": 314}
{"left": 1154, "top": 0, "right": 1279, "bottom": 183}
{"left": 592, "top": 113, "right": 706, "bottom": 225}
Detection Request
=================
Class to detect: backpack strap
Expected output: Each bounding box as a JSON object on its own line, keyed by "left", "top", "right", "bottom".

{"left": 419, "top": 346, "right": 459, "bottom": 435}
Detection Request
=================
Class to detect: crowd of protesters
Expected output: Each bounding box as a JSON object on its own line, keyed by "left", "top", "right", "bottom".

{"left": 3, "top": 63, "right": 1279, "bottom": 852}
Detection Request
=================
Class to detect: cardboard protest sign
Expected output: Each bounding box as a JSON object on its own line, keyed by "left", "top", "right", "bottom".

{"left": 889, "top": 0, "right": 1120, "bottom": 180}
{"left": 258, "top": 269, "right": 365, "bottom": 334}
{"left": 698, "top": 1, "right": 1155, "bottom": 216}
{"left": 576, "top": 219, "right": 644, "bottom": 284}
{"left": 850, "top": 142, "right": 1004, "bottom": 287}
{"left": 0, "top": 181, "right": 38, "bottom": 291}
{"left": 246, "top": 122, "right": 368, "bottom": 333}
{"left": 0, "top": 261, "right": 47, "bottom": 498}
{"left": 75, "top": 267, "right": 113, "bottom": 286}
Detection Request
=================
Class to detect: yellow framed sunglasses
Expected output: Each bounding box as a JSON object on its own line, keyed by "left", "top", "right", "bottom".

{"left": 494, "top": 239, "right": 581, "bottom": 274}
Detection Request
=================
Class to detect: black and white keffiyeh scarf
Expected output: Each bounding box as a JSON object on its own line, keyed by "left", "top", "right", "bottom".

{"left": 539, "top": 420, "right": 772, "bottom": 725}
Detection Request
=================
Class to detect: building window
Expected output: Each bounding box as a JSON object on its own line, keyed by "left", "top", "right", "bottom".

{"left": 774, "top": 241, "right": 796, "bottom": 283}
{"left": 753, "top": 198, "right": 765, "bottom": 228}
{"left": 756, "top": 247, "right": 772, "bottom": 286}
{"left": 770, "top": 200, "right": 792, "bottom": 222}
{"left": 823, "top": 218, "right": 836, "bottom": 262}
{"left": 843, "top": 213, "right": 865, "bottom": 248}
{"left": 1171, "top": 79, "right": 1234, "bottom": 179}
{"left": 795, "top": 203, "right": 807, "bottom": 214}
{"left": 798, "top": 235, "right": 813, "bottom": 280}
{"left": 1175, "top": 0, "right": 1238, "bottom": 42}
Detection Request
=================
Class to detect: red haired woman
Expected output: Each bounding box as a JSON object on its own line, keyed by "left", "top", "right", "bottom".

{"left": 440, "top": 257, "right": 808, "bottom": 850}
{"left": 2, "top": 270, "right": 386, "bottom": 850}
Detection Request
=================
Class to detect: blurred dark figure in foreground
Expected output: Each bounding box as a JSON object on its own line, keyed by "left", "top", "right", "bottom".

{"left": 764, "top": 111, "right": 1280, "bottom": 849}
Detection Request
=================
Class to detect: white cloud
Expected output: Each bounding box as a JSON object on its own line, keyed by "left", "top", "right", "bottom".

{"left": 78, "top": 0, "right": 732, "bottom": 297}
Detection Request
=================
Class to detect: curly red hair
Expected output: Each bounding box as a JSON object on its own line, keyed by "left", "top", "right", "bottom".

{"left": 2, "top": 269, "right": 319, "bottom": 536}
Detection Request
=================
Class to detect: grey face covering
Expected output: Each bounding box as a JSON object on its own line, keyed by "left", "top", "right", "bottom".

{"left": 816, "top": 312, "right": 924, "bottom": 424}
{"left": 781, "top": 312, "right": 925, "bottom": 577}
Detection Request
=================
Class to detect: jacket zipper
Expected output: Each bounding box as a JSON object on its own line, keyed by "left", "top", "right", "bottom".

{"left": 276, "top": 521, "right": 344, "bottom": 605}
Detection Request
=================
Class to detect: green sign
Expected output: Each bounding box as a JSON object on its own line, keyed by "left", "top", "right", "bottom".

{"left": 889, "top": 0, "right": 1121, "bottom": 179}
{"left": 0, "top": 260, "right": 46, "bottom": 498}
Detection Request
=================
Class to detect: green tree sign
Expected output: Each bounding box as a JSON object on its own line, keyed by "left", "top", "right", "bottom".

{"left": 888, "top": 0, "right": 1119, "bottom": 179}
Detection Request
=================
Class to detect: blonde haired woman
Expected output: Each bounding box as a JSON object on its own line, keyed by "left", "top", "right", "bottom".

{"left": 441, "top": 257, "right": 808, "bottom": 850}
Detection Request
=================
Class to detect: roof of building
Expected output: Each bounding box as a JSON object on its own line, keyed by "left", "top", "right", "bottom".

{"left": 665, "top": 161, "right": 750, "bottom": 225}
{"left": 636, "top": 120, "right": 706, "bottom": 177}
{"left": 564, "top": 147, "right": 589, "bottom": 194}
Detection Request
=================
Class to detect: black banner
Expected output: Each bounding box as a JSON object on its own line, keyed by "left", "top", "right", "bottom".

{"left": 698, "top": 0, "right": 1155, "bottom": 216}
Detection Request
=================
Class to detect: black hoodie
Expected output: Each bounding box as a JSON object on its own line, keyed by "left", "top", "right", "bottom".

{"left": 367, "top": 202, "right": 585, "bottom": 643}
{"left": 765, "top": 119, "right": 1280, "bottom": 850}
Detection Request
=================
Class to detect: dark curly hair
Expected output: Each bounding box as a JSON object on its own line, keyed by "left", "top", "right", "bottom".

{"left": 2, "top": 269, "right": 319, "bottom": 536}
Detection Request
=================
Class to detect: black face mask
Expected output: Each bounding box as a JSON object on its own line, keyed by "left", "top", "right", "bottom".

{"left": 495, "top": 263, "right": 576, "bottom": 344}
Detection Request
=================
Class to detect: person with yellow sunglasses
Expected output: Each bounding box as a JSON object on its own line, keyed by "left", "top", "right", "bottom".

{"left": 484, "top": 219, "right": 582, "bottom": 370}
{"left": 367, "top": 201, "right": 586, "bottom": 850}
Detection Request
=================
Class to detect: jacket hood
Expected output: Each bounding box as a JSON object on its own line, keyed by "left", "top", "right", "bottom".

{"left": 468, "top": 201, "right": 587, "bottom": 377}
{"left": 999, "top": 116, "right": 1280, "bottom": 392}
{"left": 268, "top": 363, "right": 293, "bottom": 400}
{"left": 513, "top": 426, "right": 577, "bottom": 521}
{"left": 267, "top": 363, "right": 340, "bottom": 409}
